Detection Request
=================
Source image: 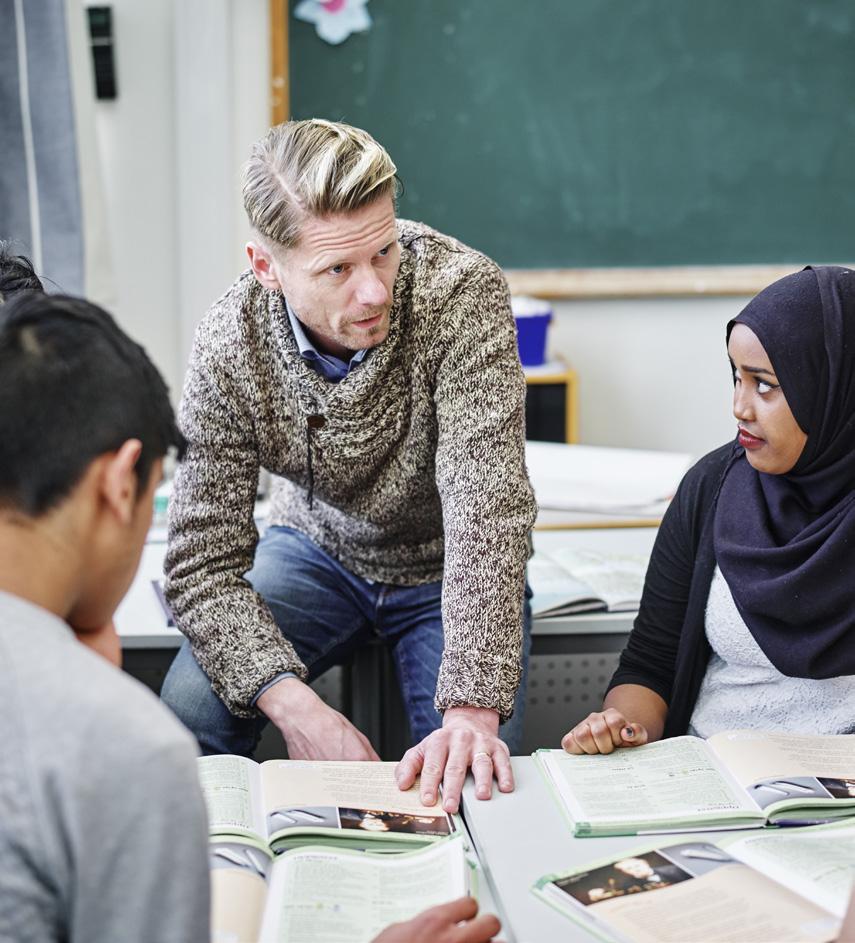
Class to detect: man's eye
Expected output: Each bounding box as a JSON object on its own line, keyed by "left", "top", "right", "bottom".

{"left": 330, "top": 264, "right": 345, "bottom": 275}
{"left": 377, "top": 245, "right": 390, "bottom": 257}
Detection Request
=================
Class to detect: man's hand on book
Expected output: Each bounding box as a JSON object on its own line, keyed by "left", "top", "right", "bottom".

{"left": 395, "top": 706, "right": 512, "bottom": 814}
{"left": 561, "top": 708, "right": 649, "bottom": 755}
{"left": 372, "top": 897, "right": 502, "bottom": 943}
{"left": 258, "top": 677, "right": 380, "bottom": 761}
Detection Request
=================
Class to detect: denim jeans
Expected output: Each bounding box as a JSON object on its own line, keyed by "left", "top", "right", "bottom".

{"left": 161, "top": 526, "right": 532, "bottom": 757}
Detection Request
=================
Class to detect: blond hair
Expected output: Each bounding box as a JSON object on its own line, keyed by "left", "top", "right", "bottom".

{"left": 242, "top": 119, "right": 399, "bottom": 249}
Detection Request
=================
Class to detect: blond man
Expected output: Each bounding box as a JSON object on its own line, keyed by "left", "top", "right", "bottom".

{"left": 161, "top": 119, "right": 535, "bottom": 814}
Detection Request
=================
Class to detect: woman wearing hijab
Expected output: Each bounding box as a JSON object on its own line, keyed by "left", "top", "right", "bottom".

{"left": 562, "top": 265, "right": 855, "bottom": 754}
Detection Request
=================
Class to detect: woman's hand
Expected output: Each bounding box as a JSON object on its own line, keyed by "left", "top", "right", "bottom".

{"left": 561, "top": 708, "right": 649, "bottom": 755}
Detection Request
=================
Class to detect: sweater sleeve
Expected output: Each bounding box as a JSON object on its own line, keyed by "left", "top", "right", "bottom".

{"left": 164, "top": 331, "right": 308, "bottom": 717}
{"left": 431, "top": 264, "right": 537, "bottom": 721}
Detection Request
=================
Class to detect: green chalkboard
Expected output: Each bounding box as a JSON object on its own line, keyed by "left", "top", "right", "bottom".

{"left": 290, "top": 1, "right": 855, "bottom": 269}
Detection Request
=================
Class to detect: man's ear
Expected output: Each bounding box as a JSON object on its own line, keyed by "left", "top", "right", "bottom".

{"left": 246, "top": 242, "right": 283, "bottom": 292}
{"left": 100, "top": 439, "right": 143, "bottom": 525}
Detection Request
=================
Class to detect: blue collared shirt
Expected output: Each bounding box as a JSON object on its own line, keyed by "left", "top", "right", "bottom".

{"left": 286, "top": 302, "right": 369, "bottom": 383}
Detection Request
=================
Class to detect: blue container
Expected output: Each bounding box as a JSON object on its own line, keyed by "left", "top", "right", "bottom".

{"left": 511, "top": 296, "right": 552, "bottom": 366}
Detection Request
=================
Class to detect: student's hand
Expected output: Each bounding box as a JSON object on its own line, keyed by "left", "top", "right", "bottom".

{"left": 372, "top": 897, "right": 502, "bottom": 943}
{"left": 395, "top": 706, "right": 512, "bottom": 815}
{"left": 258, "top": 677, "right": 380, "bottom": 761}
{"left": 72, "top": 619, "right": 122, "bottom": 667}
{"left": 562, "top": 708, "right": 649, "bottom": 755}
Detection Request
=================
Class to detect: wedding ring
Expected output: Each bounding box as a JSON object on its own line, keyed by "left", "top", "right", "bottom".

{"left": 472, "top": 751, "right": 492, "bottom": 763}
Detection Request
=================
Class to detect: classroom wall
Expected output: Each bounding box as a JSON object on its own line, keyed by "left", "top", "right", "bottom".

{"left": 88, "top": 0, "right": 268, "bottom": 400}
{"left": 87, "top": 2, "right": 743, "bottom": 458}
{"left": 547, "top": 296, "right": 744, "bottom": 458}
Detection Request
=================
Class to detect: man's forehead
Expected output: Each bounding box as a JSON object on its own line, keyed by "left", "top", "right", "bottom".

{"left": 296, "top": 199, "right": 397, "bottom": 261}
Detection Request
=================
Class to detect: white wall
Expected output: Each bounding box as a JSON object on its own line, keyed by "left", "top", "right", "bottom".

{"left": 89, "top": 0, "right": 269, "bottom": 401}
{"left": 547, "top": 295, "right": 747, "bottom": 458}
{"left": 90, "top": 0, "right": 181, "bottom": 396}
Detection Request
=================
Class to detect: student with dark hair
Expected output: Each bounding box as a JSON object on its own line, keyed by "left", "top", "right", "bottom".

{"left": 0, "top": 284, "right": 501, "bottom": 943}
{"left": 0, "top": 244, "right": 44, "bottom": 299}
{"left": 0, "top": 291, "right": 209, "bottom": 943}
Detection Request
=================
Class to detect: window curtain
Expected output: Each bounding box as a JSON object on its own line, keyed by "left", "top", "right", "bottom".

{"left": 0, "top": 0, "right": 112, "bottom": 300}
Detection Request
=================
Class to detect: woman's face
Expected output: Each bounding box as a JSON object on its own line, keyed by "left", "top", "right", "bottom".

{"left": 728, "top": 324, "right": 807, "bottom": 474}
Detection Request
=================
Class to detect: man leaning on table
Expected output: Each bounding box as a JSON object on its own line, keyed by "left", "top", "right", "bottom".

{"left": 161, "top": 118, "right": 536, "bottom": 813}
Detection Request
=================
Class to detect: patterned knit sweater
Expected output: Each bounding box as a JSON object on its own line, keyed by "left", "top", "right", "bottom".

{"left": 164, "top": 219, "right": 536, "bottom": 720}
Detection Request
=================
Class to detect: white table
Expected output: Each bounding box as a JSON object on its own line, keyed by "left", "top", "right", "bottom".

{"left": 461, "top": 756, "right": 748, "bottom": 943}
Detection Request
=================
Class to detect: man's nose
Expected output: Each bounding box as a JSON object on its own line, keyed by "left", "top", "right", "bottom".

{"left": 354, "top": 269, "right": 389, "bottom": 307}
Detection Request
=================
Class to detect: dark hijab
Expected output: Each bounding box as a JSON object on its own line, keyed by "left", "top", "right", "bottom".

{"left": 713, "top": 266, "right": 855, "bottom": 679}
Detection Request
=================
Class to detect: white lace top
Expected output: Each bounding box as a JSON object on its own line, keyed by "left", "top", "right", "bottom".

{"left": 688, "top": 567, "right": 855, "bottom": 739}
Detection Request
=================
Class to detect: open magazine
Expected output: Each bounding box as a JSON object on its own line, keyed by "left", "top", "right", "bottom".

{"left": 211, "top": 834, "right": 470, "bottom": 943}
{"left": 528, "top": 549, "right": 647, "bottom": 617}
{"left": 532, "top": 821, "right": 855, "bottom": 943}
{"left": 198, "top": 755, "right": 459, "bottom": 853}
{"left": 537, "top": 730, "right": 855, "bottom": 836}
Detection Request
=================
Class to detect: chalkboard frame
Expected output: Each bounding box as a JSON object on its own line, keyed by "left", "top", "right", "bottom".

{"left": 268, "top": 1, "right": 852, "bottom": 298}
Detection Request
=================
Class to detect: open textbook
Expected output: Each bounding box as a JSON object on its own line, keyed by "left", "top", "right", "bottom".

{"left": 533, "top": 821, "right": 855, "bottom": 943}
{"left": 529, "top": 548, "right": 647, "bottom": 617}
{"left": 211, "top": 834, "right": 470, "bottom": 943}
{"left": 537, "top": 730, "right": 855, "bottom": 836}
{"left": 198, "top": 755, "right": 460, "bottom": 854}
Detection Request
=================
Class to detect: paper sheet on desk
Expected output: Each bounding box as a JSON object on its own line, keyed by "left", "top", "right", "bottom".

{"left": 526, "top": 441, "right": 692, "bottom": 513}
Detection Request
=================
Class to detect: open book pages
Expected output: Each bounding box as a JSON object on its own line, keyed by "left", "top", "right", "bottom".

{"left": 537, "top": 731, "right": 855, "bottom": 837}
{"left": 198, "top": 756, "right": 458, "bottom": 853}
{"left": 211, "top": 834, "right": 470, "bottom": 943}
{"left": 532, "top": 821, "right": 855, "bottom": 943}
{"left": 529, "top": 548, "right": 647, "bottom": 617}
{"left": 525, "top": 441, "right": 692, "bottom": 514}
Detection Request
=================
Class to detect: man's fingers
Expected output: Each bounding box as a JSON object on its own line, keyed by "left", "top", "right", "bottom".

{"left": 357, "top": 730, "right": 381, "bottom": 761}
{"left": 441, "top": 745, "right": 469, "bottom": 813}
{"left": 419, "top": 742, "right": 449, "bottom": 806}
{"left": 492, "top": 744, "right": 514, "bottom": 793}
{"left": 395, "top": 746, "right": 424, "bottom": 790}
{"left": 470, "top": 748, "right": 494, "bottom": 802}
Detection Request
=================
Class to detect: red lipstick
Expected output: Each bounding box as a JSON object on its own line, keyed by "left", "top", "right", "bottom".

{"left": 738, "top": 427, "right": 765, "bottom": 449}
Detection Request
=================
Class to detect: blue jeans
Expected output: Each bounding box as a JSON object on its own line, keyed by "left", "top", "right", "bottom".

{"left": 161, "top": 526, "right": 532, "bottom": 757}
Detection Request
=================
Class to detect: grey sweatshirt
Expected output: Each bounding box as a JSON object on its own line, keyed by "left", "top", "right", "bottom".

{"left": 165, "top": 219, "right": 536, "bottom": 721}
{"left": 0, "top": 591, "right": 210, "bottom": 943}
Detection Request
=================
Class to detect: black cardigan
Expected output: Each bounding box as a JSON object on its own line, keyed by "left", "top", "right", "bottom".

{"left": 607, "top": 442, "right": 736, "bottom": 737}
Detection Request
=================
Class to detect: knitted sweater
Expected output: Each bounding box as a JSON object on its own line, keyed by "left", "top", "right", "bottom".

{"left": 164, "top": 219, "right": 536, "bottom": 720}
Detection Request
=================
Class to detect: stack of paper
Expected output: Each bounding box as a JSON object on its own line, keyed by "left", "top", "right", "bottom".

{"left": 525, "top": 441, "right": 692, "bottom": 515}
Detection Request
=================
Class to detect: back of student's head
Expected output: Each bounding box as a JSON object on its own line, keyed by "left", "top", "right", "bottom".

{"left": 0, "top": 293, "right": 185, "bottom": 516}
{"left": 0, "top": 244, "right": 44, "bottom": 300}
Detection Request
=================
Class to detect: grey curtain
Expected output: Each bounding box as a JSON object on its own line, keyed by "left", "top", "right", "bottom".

{"left": 1, "top": 0, "right": 85, "bottom": 293}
